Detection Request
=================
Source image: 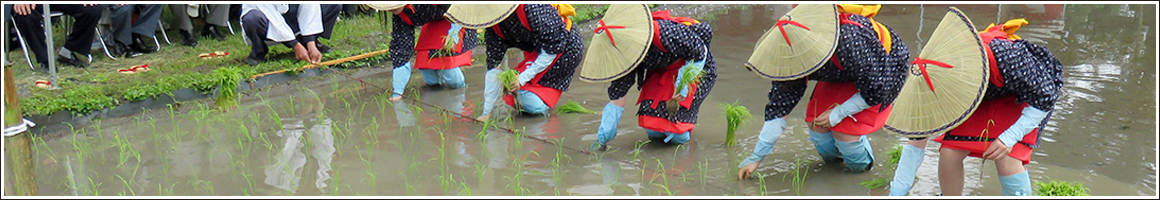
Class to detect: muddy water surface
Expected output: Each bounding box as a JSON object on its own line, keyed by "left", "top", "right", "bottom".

{"left": 25, "top": 4, "right": 1155, "bottom": 196}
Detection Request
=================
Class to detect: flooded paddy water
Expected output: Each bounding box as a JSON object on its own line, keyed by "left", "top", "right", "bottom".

{"left": 15, "top": 4, "right": 1156, "bottom": 196}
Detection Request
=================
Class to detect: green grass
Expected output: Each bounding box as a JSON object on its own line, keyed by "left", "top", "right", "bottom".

{"left": 9, "top": 13, "right": 391, "bottom": 116}
{"left": 860, "top": 177, "right": 890, "bottom": 189}
{"left": 555, "top": 100, "right": 597, "bottom": 114}
{"left": 886, "top": 144, "right": 904, "bottom": 168}
{"left": 782, "top": 158, "right": 809, "bottom": 195}
{"left": 1034, "top": 180, "right": 1092, "bottom": 196}
{"left": 721, "top": 101, "right": 752, "bottom": 146}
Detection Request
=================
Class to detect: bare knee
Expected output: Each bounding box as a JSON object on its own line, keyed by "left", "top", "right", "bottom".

{"left": 832, "top": 131, "right": 860, "bottom": 142}
{"left": 939, "top": 148, "right": 969, "bottom": 164}
{"left": 994, "top": 156, "right": 1027, "bottom": 176}
{"left": 808, "top": 125, "right": 829, "bottom": 134}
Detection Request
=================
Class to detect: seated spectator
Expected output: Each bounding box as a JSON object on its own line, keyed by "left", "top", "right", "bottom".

{"left": 239, "top": 4, "right": 340, "bottom": 66}
{"left": 167, "top": 4, "right": 231, "bottom": 46}
{"left": 108, "top": 4, "right": 163, "bottom": 58}
{"left": 11, "top": 4, "right": 106, "bottom": 71}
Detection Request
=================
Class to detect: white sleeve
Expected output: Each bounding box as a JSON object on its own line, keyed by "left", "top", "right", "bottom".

{"left": 296, "top": 4, "right": 323, "bottom": 36}
{"left": 261, "top": 4, "right": 296, "bottom": 42}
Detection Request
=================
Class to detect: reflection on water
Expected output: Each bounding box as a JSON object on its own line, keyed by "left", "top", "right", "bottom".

{"left": 23, "top": 4, "right": 1156, "bottom": 197}
{"left": 263, "top": 88, "right": 336, "bottom": 195}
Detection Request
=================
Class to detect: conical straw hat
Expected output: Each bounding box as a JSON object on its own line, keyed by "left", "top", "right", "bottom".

{"left": 365, "top": 4, "right": 406, "bottom": 12}
{"left": 579, "top": 4, "right": 654, "bottom": 83}
{"left": 443, "top": 4, "right": 519, "bottom": 29}
{"left": 745, "top": 4, "right": 839, "bottom": 81}
{"left": 884, "top": 7, "right": 990, "bottom": 138}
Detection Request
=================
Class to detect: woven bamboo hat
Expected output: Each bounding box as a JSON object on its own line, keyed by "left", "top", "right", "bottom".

{"left": 365, "top": 4, "right": 406, "bottom": 12}
{"left": 745, "top": 4, "right": 839, "bottom": 81}
{"left": 443, "top": 4, "right": 519, "bottom": 29}
{"left": 579, "top": 4, "right": 654, "bottom": 83}
{"left": 884, "top": 7, "right": 990, "bottom": 138}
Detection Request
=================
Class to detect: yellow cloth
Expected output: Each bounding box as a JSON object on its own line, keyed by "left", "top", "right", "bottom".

{"left": 837, "top": 4, "right": 893, "bottom": 53}
{"left": 837, "top": 4, "right": 881, "bottom": 18}
{"left": 551, "top": 4, "right": 576, "bottom": 31}
{"left": 982, "top": 19, "right": 1028, "bottom": 40}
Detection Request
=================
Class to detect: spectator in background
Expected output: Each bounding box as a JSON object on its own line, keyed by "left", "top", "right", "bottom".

{"left": 239, "top": 4, "right": 340, "bottom": 66}
{"left": 108, "top": 4, "right": 164, "bottom": 58}
{"left": 11, "top": 4, "right": 106, "bottom": 71}
{"left": 167, "top": 4, "right": 232, "bottom": 47}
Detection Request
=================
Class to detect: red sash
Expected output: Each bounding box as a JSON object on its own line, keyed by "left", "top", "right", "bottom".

{"left": 804, "top": 81, "right": 892, "bottom": 136}
{"left": 649, "top": 10, "right": 700, "bottom": 52}
{"left": 503, "top": 51, "right": 563, "bottom": 109}
{"left": 636, "top": 60, "right": 698, "bottom": 134}
{"left": 414, "top": 19, "right": 472, "bottom": 70}
{"left": 979, "top": 24, "right": 1009, "bottom": 87}
{"left": 933, "top": 95, "right": 1038, "bottom": 165}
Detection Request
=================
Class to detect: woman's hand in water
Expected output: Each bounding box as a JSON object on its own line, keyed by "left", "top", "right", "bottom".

{"left": 738, "top": 162, "right": 760, "bottom": 180}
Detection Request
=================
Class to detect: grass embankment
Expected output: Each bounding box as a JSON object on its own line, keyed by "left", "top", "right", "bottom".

{"left": 8, "top": 12, "right": 392, "bottom": 117}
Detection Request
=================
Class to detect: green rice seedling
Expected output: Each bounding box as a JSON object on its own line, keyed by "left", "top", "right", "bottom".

{"left": 886, "top": 144, "right": 904, "bottom": 169}
{"left": 632, "top": 140, "right": 651, "bottom": 161}
{"left": 158, "top": 183, "right": 176, "bottom": 196}
{"left": 555, "top": 100, "right": 597, "bottom": 114}
{"left": 755, "top": 171, "right": 768, "bottom": 196}
{"left": 860, "top": 177, "right": 890, "bottom": 189}
{"left": 781, "top": 158, "right": 809, "bottom": 195}
{"left": 477, "top": 119, "right": 493, "bottom": 141}
{"left": 1034, "top": 180, "right": 1092, "bottom": 196}
{"left": 213, "top": 67, "right": 245, "bottom": 110}
{"left": 497, "top": 69, "right": 522, "bottom": 111}
{"left": 653, "top": 183, "right": 675, "bottom": 196}
{"left": 665, "top": 66, "right": 705, "bottom": 115}
{"left": 721, "top": 101, "right": 753, "bottom": 146}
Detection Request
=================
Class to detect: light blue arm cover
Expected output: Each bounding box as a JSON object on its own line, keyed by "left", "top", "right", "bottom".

{"left": 738, "top": 118, "right": 787, "bottom": 168}
{"left": 518, "top": 50, "right": 557, "bottom": 85}
{"left": 480, "top": 68, "right": 503, "bottom": 116}
{"left": 447, "top": 23, "right": 463, "bottom": 45}
{"left": 828, "top": 92, "right": 872, "bottom": 127}
{"left": 997, "top": 106, "right": 1049, "bottom": 148}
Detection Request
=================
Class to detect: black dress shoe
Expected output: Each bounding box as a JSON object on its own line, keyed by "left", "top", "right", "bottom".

{"left": 202, "top": 25, "right": 226, "bottom": 41}
{"left": 130, "top": 34, "right": 157, "bottom": 54}
{"left": 244, "top": 56, "right": 263, "bottom": 66}
{"left": 56, "top": 52, "right": 89, "bottom": 68}
{"left": 180, "top": 30, "right": 199, "bottom": 47}
{"left": 35, "top": 63, "right": 50, "bottom": 74}
{"left": 316, "top": 43, "right": 332, "bottom": 54}
{"left": 108, "top": 42, "right": 144, "bottom": 58}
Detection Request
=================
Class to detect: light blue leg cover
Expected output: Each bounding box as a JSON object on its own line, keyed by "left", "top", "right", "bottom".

{"left": 834, "top": 134, "right": 875, "bottom": 173}
{"left": 888, "top": 144, "right": 926, "bottom": 196}
{"left": 419, "top": 69, "right": 442, "bottom": 86}
{"left": 999, "top": 171, "right": 1032, "bottom": 196}
{"left": 591, "top": 103, "right": 624, "bottom": 151}
{"left": 645, "top": 129, "right": 691, "bottom": 145}
{"left": 738, "top": 119, "right": 786, "bottom": 168}
{"left": 440, "top": 68, "right": 466, "bottom": 89}
{"left": 391, "top": 62, "right": 414, "bottom": 98}
{"left": 808, "top": 129, "right": 843, "bottom": 163}
{"left": 516, "top": 90, "right": 549, "bottom": 115}
{"left": 646, "top": 129, "right": 667, "bottom": 141}
{"left": 479, "top": 68, "right": 502, "bottom": 117}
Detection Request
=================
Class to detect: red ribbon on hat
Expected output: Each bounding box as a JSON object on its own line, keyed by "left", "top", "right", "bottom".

{"left": 594, "top": 19, "right": 626, "bottom": 47}
{"left": 775, "top": 19, "right": 810, "bottom": 46}
{"left": 911, "top": 56, "right": 955, "bottom": 92}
